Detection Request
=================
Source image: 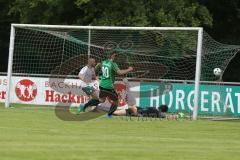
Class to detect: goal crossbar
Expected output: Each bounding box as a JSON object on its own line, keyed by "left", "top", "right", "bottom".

{"left": 12, "top": 23, "right": 202, "bottom": 31}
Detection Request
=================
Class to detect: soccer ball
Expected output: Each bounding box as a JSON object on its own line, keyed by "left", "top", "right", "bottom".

{"left": 213, "top": 68, "right": 222, "bottom": 76}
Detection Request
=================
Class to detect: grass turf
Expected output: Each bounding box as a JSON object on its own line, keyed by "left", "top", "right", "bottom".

{"left": 0, "top": 103, "right": 240, "bottom": 160}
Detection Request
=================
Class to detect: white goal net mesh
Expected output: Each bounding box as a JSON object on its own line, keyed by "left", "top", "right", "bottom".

{"left": 13, "top": 27, "right": 200, "bottom": 80}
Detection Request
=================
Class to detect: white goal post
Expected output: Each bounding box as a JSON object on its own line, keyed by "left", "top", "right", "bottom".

{"left": 6, "top": 24, "right": 204, "bottom": 120}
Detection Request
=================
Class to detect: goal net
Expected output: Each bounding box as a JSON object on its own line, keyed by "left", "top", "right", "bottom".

{"left": 199, "top": 32, "right": 240, "bottom": 119}
{"left": 11, "top": 26, "right": 200, "bottom": 79}
{"left": 6, "top": 24, "right": 240, "bottom": 119}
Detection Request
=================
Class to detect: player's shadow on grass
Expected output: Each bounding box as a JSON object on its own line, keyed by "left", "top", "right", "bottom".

{"left": 54, "top": 103, "right": 106, "bottom": 121}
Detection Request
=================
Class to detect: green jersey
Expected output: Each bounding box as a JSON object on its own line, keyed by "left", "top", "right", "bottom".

{"left": 99, "top": 59, "right": 119, "bottom": 89}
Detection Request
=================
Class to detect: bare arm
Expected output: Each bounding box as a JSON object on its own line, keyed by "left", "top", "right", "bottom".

{"left": 95, "top": 63, "right": 101, "bottom": 75}
{"left": 78, "top": 67, "right": 87, "bottom": 83}
{"left": 95, "top": 63, "right": 102, "bottom": 81}
{"left": 78, "top": 73, "right": 85, "bottom": 81}
{"left": 117, "top": 67, "right": 133, "bottom": 76}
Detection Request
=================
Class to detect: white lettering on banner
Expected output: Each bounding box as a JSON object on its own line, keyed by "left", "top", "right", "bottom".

{"left": 175, "top": 90, "right": 185, "bottom": 110}
{"left": 201, "top": 91, "right": 209, "bottom": 112}
{"left": 211, "top": 92, "right": 221, "bottom": 113}
{"left": 45, "top": 90, "right": 86, "bottom": 104}
{"left": 0, "top": 78, "right": 7, "bottom": 86}
{"left": 187, "top": 90, "right": 194, "bottom": 111}
{"left": 150, "top": 88, "right": 159, "bottom": 108}
{"left": 235, "top": 93, "right": 240, "bottom": 113}
{"left": 45, "top": 81, "right": 81, "bottom": 89}
{"left": 162, "top": 91, "right": 173, "bottom": 109}
{"left": 224, "top": 88, "right": 234, "bottom": 113}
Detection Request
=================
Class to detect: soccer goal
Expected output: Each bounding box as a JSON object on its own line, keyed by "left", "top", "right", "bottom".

{"left": 6, "top": 24, "right": 240, "bottom": 120}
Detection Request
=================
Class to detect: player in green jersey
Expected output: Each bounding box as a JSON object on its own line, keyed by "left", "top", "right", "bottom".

{"left": 84, "top": 50, "right": 133, "bottom": 116}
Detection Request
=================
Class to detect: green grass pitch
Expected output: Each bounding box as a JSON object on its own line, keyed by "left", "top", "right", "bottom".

{"left": 0, "top": 103, "right": 240, "bottom": 160}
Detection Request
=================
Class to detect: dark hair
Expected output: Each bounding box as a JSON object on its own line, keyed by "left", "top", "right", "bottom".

{"left": 159, "top": 105, "right": 168, "bottom": 113}
{"left": 105, "top": 49, "right": 117, "bottom": 58}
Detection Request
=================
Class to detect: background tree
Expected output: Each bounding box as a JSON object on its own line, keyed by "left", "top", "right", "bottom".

{"left": 0, "top": 0, "right": 239, "bottom": 81}
{"left": 0, "top": 0, "right": 18, "bottom": 72}
{"left": 0, "top": 0, "right": 213, "bottom": 72}
{"left": 199, "top": 0, "right": 240, "bottom": 44}
{"left": 9, "top": 0, "right": 212, "bottom": 27}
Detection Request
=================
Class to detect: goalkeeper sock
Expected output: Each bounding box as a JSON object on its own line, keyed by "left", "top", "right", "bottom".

{"left": 83, "top": 99, "right": 100, "bottom": 111}
{"left": 108, "top": 104, "right": 118, "bottom": 116}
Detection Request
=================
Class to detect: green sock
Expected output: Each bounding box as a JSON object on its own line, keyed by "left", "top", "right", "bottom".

{"left": 77, "top": 104, "right": 84, "bottom": 114}
{"left": 83, "top": 99, "right": 100, "bottom": 111}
